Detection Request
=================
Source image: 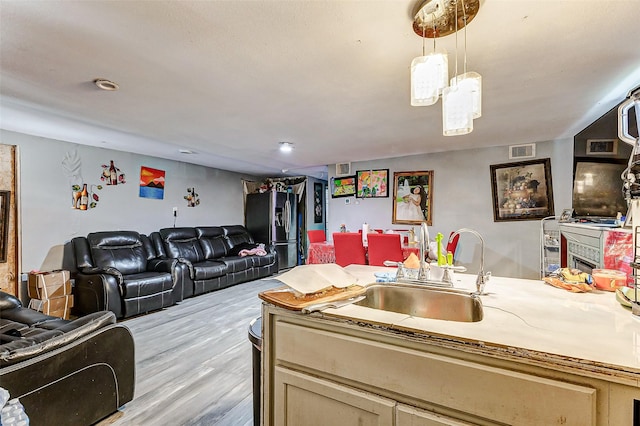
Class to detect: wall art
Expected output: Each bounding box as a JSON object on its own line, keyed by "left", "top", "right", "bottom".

{"left": 185, "top": 187, "right": 200, "bottom": 207}
{"left": 356, "top": 169, "right": 389, "bottom": 198}
{"left": 139, "top": 166, "right": 165, "bottom": 200}
{"left": 100, "top": 160, "right": 126, "bottom": 185}
{"left": 392, "top": 171, "right": 433, "bottom": 225}
{"left": 330, "top": 176, "right": 356, "bottom": 198}
{"left": 490, "top": 158, "right": 554, "bottom": 222}
{"left": 313, "top": 182, "right": 323, "bottom": 223}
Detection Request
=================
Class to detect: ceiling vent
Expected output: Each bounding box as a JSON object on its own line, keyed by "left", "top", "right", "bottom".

{"left": 335, "top": 162, "right": 352, "bottom": 176}
{"left": 508, "top": 143, "right": 536, "bottom": 160}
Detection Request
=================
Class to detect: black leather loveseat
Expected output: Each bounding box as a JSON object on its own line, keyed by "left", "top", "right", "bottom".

{"left": 150, "top": 225, "right": 278, "bottom": 299}
{"left": 72, "top": 230, "right": 184, "bottom": 319}
{"left": 0, "top": 291, "right": 134, "bottom": 425}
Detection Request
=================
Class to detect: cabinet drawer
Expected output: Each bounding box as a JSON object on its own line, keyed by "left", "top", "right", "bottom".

{"left": 274, "top": 320, "right": 596, "bottom": 425}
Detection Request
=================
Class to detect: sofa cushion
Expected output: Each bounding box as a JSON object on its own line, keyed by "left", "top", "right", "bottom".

{"left": 222, "top": 225, "right": 255, "bottom": 249}
{"left": 120, "top": 272, "right": 174, "bottom": 299}
{"left": 88, "top": 231, "right": 149, "bottom": 275}
{"left": 158, "top": 227, "right": 205, "bottom": 263}
{"left": 219, "top": 256, "right": 253, "bottom": 273}
{"left": 195, "top": 226, "right": 229, "bottom": 259}
{"left": 193, "top": 260, "right": 227, "bottom": 280}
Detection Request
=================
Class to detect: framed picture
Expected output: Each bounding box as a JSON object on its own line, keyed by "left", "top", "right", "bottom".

{"left": 559, "top": 208, "right": 574, "bottom": 223}
{"left": 392, "top": 171, "right": 433, "bottom": 225}
{"left": 331, "top": 175, "right": 356, "bottom": 198}
{"left": 0, "top": 191, "right": 9, "bottom": 263}
{"left": 490, "top": 158, "right": 554, "bottom": 222}
{"left": 356, "top": 169, "right": 389, "bottom": 198}
{"left": 313, "top": 182, "right": 324, "bottom": 223}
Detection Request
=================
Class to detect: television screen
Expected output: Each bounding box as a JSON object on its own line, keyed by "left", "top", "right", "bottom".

{"left": 572, "top": 162, "right": 627, "bottom": 218}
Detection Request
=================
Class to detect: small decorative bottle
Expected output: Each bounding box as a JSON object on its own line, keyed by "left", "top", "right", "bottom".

{"left": 340, "top": 224, "right": 346, "bottom": 233}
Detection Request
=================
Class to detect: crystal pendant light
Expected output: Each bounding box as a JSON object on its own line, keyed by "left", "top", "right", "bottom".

{"left": 452, "top": 71, "right": 482, "bottom": 118}
{"left": 442, "top": 83, "right": 473, "bottom": 136}
{"left": 442, "top": 0, "right": 473, "bottom": 136}
{"left": 411, "top": 49, "right": 448, "bottom": 106}
{"left": 410, "top": 13, "right": 448, "bottom": 107}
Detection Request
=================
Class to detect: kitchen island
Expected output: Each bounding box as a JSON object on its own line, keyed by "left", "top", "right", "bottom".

{"left": 261, "top": 265, "right": 639, "bottom": 425}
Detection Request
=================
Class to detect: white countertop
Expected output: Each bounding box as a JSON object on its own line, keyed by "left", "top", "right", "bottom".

{"left": 318, "top": 265, "right": 640, "bottom": 384}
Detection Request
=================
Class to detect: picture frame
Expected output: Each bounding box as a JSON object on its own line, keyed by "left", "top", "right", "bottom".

{"left": 392, "top": 171, "right": 433, "bottom": 225}
{"left": 559, "top": 208, "right": 574, "bottom": 223}
{"left": 330, "top": 175, "right": 356, "bottom": 198}
{"left": 490, "top": 158, "right": 554, "bottom": 222}
{"left": 313, "top": 182, "right": 324, "bottom": 223}
{"left": 356, "top": 169, "right": 389, "bottom": 198}
{"left": 0, "top": 191, "right": 9, "bottom": 263}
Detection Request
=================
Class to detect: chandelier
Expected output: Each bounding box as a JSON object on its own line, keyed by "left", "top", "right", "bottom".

{"left": 410, "top": 0, "right": 482, "bottom": 136}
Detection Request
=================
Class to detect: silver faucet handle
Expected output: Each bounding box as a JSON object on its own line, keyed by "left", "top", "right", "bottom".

{"left": 476, "top": 271, "right": 491, "bottom": 294}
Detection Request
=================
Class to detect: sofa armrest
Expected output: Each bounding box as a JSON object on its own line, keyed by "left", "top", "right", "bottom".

{"left": 80, "top": 266, "right": 123, "bottom": 285}
{"left": 0, "top": 323, "right": 135, "bottom": 426}
{"left": 147, "top": 258, "right": 177, "bottom": 274}
{"left": 74, "top": 273, "right": 123, "bottom": 318}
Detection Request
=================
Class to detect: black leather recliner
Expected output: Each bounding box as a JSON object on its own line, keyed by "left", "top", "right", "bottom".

{"left": 150, "top": 225, "right": 278, "bottom": 299}
{"left": 72, "top": 230, "right": 182, "bottom": 318}
{"left": 0, "top": 291, "right": 134, "bottom": 426}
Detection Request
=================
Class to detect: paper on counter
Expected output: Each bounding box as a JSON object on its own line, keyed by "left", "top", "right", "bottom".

{"left": 276, "top": 264, "right": 360, "bottom": 296}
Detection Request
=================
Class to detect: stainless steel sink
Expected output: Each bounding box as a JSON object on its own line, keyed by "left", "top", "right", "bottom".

{"left": 354, "top": 284, "right": 483, "bottom": 322}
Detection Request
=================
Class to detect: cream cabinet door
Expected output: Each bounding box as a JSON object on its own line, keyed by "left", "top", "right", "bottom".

{"left": 273, "top": 366, "right": 395, "bottom": 426}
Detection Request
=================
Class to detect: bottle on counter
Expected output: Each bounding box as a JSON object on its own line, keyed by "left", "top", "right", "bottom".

{"left": 79, "top": 184, "right": 88, "bottom": 210}
{"left": 340, "top": 224, "right": 346, "bottom": 233}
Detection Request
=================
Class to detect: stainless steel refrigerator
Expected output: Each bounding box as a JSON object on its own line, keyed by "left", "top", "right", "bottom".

{"left": 245, "top": 191, "right": 298, "bottom": 270}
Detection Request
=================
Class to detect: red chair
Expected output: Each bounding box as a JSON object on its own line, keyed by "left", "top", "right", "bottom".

{"left": 332, "top": 233, "right": 367, "bottom": 267}
{"left": 446, "top": 232, "right": 460, "bottom": 260}
{"left": 307, "top": 229, "right": 326, "bottom": 243}
{"left": 367, "top": 233, "right": 403, "bottom": 266}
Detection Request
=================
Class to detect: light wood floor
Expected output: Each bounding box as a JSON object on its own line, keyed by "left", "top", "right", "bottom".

{"left": 96, "top": 277, "right": 281, "bottom": 426}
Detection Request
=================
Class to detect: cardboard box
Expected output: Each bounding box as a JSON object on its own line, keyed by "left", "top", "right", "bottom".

{"left": 28, "top": 295, "right": 74, "bottom": 320}
{"left": 28, "top": 270, "right": 72, "bottom": 300}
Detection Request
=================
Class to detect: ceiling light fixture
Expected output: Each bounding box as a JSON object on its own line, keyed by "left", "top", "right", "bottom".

{"left": 179, "top": 149, "right": 194, "bottom": 154}
{"left": 93, "top": 78, "right": 119, "bottom": 91}
{"left": 279, "top": 142, "right": 294, "bottom": 153}
{"left": 411, "top": 0, "right": 481, "bottom": 136}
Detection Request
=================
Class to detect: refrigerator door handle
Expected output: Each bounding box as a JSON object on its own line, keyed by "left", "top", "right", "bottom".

{"left": 284, "top": 198, "right": 291, "bottom": 238}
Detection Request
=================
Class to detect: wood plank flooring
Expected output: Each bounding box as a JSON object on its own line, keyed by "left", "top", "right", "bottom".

{"left": 96, "top": 277, "right": 281, "bottom": 426}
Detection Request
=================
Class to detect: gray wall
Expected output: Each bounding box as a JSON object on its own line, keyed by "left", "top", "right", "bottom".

{"left": 328, "top": 139, "right": 574, "bottom": 279}
{"left": 2, "top": 130, "right": 255, "bottom": 272}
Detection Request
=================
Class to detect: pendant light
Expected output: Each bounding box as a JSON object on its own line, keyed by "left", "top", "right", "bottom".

{"left": 410, "top": 13, "right": 448, "bottom": 107}
{"left": 442, "top": 0, "right": 473, "bottom": 136}
{"left": 450, "top": 0, "right": 482, "bottom": 119}
{"left": 410, "top": 0, "right": 481, "bottom": 135}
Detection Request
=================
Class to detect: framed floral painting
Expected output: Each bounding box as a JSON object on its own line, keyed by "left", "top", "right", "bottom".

{"left": 490, "top": 158, "right": 554, "bottom": 221}
{"left": 392, "top": 171, "right": 433, "bottom": 225}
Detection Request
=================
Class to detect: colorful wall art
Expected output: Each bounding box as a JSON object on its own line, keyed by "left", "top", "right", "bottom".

{"left": 71, "top": 183, "right": 102, "bottom": 210}
{"left": 139, "top": 167, "right": 165, "bottom": 200}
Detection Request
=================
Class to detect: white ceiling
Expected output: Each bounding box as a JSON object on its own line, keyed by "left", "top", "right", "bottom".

{"left": 1, "top": 1, "right": 640, "bottom": 179}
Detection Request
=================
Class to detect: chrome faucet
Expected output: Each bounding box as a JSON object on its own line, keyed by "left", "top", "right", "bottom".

{"left": 448, "top": 228, "right": 491, "bottom": 294}
{"left": 418, "top": 222, "right": 430, "bottom": 281}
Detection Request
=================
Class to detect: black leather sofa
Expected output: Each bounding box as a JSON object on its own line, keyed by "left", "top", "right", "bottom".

{"left": 72, "top": 230, "right": 183, "bottom": 319}
{"left": 150, "top": 225, "right": 278, "bottom": 299}
{"left": 0, "top": 291, "right": 134, "bottom": 425}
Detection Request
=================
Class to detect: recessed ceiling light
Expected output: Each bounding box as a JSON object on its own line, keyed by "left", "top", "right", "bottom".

{"left": 279, "top": 142, "right": 294, "bottom": 153}
{"left": 93, "top": 78, "right": 119, "bottom": 91}
{"left": 179, "top": 149, "right": 194, "bottom": 154}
